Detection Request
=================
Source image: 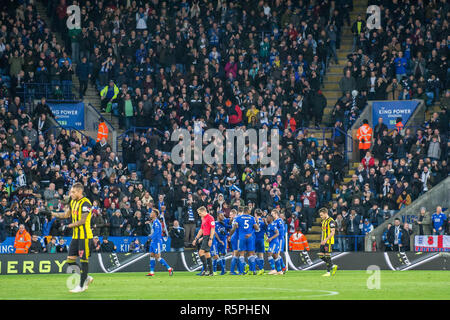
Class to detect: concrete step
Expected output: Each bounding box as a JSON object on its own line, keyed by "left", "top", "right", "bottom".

{"left": 322, "top": 91, "right": 342, "bottom": 99}
{"left": 305, "top": 233, "right": 321, "bottom": 241}
{"left": 328, "top": 65, "right": 346, "bottom": 73}
{"left": 322, "top": 83, "right": 340, "bottom": 90}
{"left": 325, "top": 75, "right": 342, "bottom": 82}
{"left": 308, "top": 242, "right": 321, "bottom": 249}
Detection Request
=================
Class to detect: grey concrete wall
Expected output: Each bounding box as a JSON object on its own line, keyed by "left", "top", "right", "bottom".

{"left": 364, "top": 176, "right": 450, "bottom": 251}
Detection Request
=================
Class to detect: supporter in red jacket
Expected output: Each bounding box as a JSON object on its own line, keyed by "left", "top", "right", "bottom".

{"left": 300, "top": 185, "right": 317, "bottom": 233}
{"left": 361, "top": 151, "right": 375, "bottom": 169}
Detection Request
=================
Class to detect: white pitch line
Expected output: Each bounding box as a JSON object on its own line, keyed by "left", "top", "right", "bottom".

{"left": 199, "top": 286, "right": 340, "bottom": 299}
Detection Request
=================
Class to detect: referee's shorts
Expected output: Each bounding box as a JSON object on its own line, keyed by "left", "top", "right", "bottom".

{"left": 200, "top": 235, "right": 211, "bottom": 252}
{"left": 68, "top": 238, "right": 93, "bottom": 260}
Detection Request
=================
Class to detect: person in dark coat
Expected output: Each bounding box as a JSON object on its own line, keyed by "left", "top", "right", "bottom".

{"left": 311, "top": 90, "right": 327, "bottom": 128}
{"left": 169, "top": 220, "right": 185, "bottom": 252}
{"left": 76, "top": 56, "right": 91, "bottom": 99}
{"left": 100, "top": 236, "right": 116, "bottom": 252}
{"left": 28, "top": 234, "right": 44, "bottom": 253}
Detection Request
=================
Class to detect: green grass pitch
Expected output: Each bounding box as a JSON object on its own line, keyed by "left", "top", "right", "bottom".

{"left": 0, "top": 271, "right": 448, "bottom": 300}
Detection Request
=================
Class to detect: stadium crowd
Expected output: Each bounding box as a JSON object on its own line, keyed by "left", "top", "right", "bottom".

{"left": 331, "top": 0, "right": 449, "bottom": 128}
{"left": 0, "top": 0, "right": 449, "bottom": 254}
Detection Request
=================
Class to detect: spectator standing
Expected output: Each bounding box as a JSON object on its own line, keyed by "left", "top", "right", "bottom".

{"left": 387, "top": 218, "right": 404, "bottom": 252}
{"left": 183, "top": 199, "right": 198, "bottom": 247}
{"left": 169, "top": 220, "right": 185, "bottom": 252}
{"left": 401, "top": 222, "right": 413, "bottom": 252}
{"left": 413, "top": 207, "right": 432, "bottom": 236}
{"left": 346, "top": 209, "right": 361, "bottom": 251}
{"left": 339, "top": 70, "right": 356, "bottom": 96}
{"left": 431, "top": 206, "right": 447, "bottom": 235}
{"left": 335, "top": 214, "right": 347, "bottom": 251}
{"left": 394, "top": 51, "right": 407, "bottom": 82}
{"left": 76, "top": 56, "right": 91, "bottom": 99}
{"left": 382, "top": 223, "right": 392, "bottom": 251}
{"left": 300, "top": 185, "right": 317, "bottom": 233}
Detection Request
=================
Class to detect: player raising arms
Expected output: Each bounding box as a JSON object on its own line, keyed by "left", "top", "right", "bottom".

{"left": 146, "top": 209, "right": 173, "bottom": 277}
{"left": 318, "top": 207, "right": 338, "bottom": 277}
{"left": 254, "top": 209, "right": 267, "bottom": 275}
{"left": 272, "top": 209, "right": 287, "bottom": 274}
{"left": 230, "top": 206, "right": 260, "bottom": 275}
{"left": 51, "top": 182, "right": 94, "bottom": 293}
{"left": 192, "top": 206, "right": 216, "bottom": 276}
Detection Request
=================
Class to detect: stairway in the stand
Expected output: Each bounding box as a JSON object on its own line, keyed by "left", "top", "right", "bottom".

{"left": 35, "top": 1, "right": 122, "bottom": 138}
{"left": 321, "top": 0, "right": 368, "bottom": 126}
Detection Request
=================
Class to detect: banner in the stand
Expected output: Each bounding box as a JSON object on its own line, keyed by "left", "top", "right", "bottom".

{"left": 48, "top": 101, "right": 85, "bottom": 130}
{"left": 372, "top": 100, "right": 419, "bottom": 129}
{"left": 415, "top": 235, "right": 450, "bottom": 252}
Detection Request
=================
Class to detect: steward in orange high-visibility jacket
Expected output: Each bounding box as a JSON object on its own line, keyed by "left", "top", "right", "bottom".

{"left": 96, "top": 117, "right": 109, "bottom": 142}
{"left": 356, "top": 119, "right": 373, "bottom": 160}
{"left": 14, "top": 224, "right": 31, "bottom": 254}
{"left": 289, "top": 228, "right": 310, "bottom": 251}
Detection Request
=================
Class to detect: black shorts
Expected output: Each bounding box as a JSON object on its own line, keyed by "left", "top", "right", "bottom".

{"left": 319, "top": 243, "right": 333, "bottom": 254}
{"left": 68, "top": 238, "right": 93, "bottom": 260}
{"left": 200, "top": 235, "right": 211, "bottom": 252}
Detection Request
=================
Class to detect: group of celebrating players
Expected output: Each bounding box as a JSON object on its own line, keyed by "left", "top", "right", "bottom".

{"left": 191, "top": 206, "right": 287, "bottom": 276}
{"left": 190, "top": 205, "right": 338, "bottom": 277}
{"left": 53, "top": 184, "right": 338, "bottom": 293}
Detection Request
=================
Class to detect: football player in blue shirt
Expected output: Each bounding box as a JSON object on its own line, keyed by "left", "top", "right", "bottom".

{"left": 211, "top": 212, "right": 229, "bottom": 275}
{"left": 265, "top": 214, "right": 281, "bottom": 275}
{"left": 228, "top": 208, "right": 241, "bottom": 275}
{"left": 272, "top": 209, "right": 286, "bottom": 274}
{"left": 230, "top": 206, "right": 260, "bottom": 275}
{"left": 432, "top": 206, "right": 447, "bottom": 235}
{"left": 254, "top": 209, "right": 267, "bottom": 275}
{"left": 146, "top": 209, "right": 173, "bottom": 276}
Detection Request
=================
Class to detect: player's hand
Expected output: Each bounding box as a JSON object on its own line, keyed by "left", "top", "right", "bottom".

{"left": 219, "top": 240, "right": 224, "bottom": 246}
{"left": 192, "top": 239, "right": 197, "bottom": 246}
{"left": 208, "top": 239, "right": 212, "bottom": 246}
{"left": 68, "top": 223, "right": 74, "bottom": 228}
{"left": 320, "top": 240, "right": 326, "bottom": 245}
{"left": 245, "top": 234, "right": 251, "bottom": 239}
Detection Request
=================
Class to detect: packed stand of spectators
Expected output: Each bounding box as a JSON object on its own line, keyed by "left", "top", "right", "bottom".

{"left": 48, "top": 0, "right": 364, "bottom": 130}
{"left": 0, "top": 3, "right": 75, "bottom": 102}
{"left": 330, "top": 0, "right": 449, "bottom": 131}
{"left": 328, "top": 97, "right": 449, "bottom": 251}
{"left": 0, "top": 0, "right": 360, "bottom": 252}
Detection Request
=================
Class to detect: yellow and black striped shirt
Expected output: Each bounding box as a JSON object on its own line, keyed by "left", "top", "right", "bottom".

{"left": 321, "top": 217, "right": 336, "bottom": 245}
{"left": 70, "top": 197, "right": 93, "bottom": 239}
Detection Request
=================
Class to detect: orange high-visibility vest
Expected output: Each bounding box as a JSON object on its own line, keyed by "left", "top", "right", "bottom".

{"left": 96, "top": 122, "right": 109, "bottom": 142}
{"left": 289, "top": 232, "right": 310, "bottom": 251}
{"left": 356, "top": 124, "right": 373, "bottom": 150}
{"left": 14, "top": 230, "right": 31, "bottom": 254}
